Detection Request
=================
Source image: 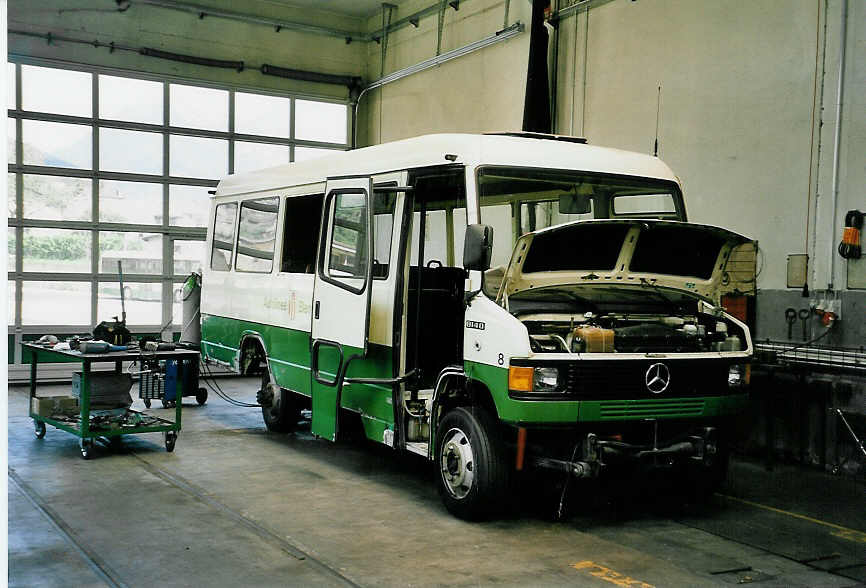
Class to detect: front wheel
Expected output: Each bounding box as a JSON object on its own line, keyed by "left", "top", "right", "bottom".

{"left": 435, "top": 407, "right": 510, "bottom": 520}
{"left": 34, "top": 420, "right": 46, "bottom": 439}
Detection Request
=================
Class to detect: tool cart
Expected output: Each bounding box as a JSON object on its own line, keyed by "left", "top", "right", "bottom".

{"left": 25, "top": 343, "right": 199, "bottom": 459}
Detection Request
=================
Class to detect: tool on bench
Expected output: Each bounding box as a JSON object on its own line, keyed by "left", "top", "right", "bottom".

{"left": 798, "top": 308, "right": 810, "bottom": 341}
{"left": 79, "top": 340, "right": 128, "bottom": 354}
{"left": 785, "top": 308, "right": 796, "bottom": 340}
{"left": 93, "top": 261, "right": 132, "bottom": 346}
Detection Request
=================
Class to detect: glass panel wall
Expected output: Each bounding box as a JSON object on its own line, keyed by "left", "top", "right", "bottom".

{"left": 8, "top": 59, "right": 349, "bottom": 366}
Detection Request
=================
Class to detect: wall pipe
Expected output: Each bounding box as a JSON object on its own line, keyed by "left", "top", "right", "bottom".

{"left": 131, "top": 0, "right": 473, "bottom": 44}
{"left": 826, "top": 0, "right": 848, "bottom": 290}
{"left": 351, "top": 22, "right": 526, "bottom": 148}
{"left": 9, "top": 29, "right": 362, "bottom": 91}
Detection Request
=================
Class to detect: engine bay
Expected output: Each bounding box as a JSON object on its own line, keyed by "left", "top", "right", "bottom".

{"left": 509, "top": 285, "right": 747, "bottom": 354}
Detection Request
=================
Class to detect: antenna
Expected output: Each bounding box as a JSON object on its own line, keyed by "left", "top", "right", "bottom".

{"left": 653, "top": 85, "right": 661, "bottom": 157}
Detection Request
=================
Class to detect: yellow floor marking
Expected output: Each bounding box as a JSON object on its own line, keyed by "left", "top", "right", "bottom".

{"left": 718, "top": 494, "right": 866, "bottom": 543}
{"left": 572, "top": 561, "right": 654, "bottom": 588}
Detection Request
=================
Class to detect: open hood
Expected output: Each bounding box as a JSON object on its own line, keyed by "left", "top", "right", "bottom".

{"left": 496, "top": 220, "right": 753, "bottom": 304}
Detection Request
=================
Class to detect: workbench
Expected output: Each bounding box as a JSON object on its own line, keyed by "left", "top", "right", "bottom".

{"left": 24, "top": 343, "right": 200, "bottom": 459}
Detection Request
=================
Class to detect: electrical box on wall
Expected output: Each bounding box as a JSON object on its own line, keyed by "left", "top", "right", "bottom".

{"left": 787, "top": 254, "right": 808, "bottom": 288}
{"left": 847, "top": 257, "right": 866, "bottom": 289}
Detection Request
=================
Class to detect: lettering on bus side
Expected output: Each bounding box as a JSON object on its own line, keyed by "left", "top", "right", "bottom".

{"left": 466, "top": 320, "right": 486, "bottom": 330}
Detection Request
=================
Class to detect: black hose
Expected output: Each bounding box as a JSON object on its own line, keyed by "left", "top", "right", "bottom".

{"left": 838, "top": 209, "right": 863, "bottom": 259}
{"left": 199, "top": 360, "right": 260, "bottom": 408}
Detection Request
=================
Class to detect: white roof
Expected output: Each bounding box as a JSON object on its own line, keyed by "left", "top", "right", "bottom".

{"left": 215, "top": 133, "right": 679, "bottom": 198}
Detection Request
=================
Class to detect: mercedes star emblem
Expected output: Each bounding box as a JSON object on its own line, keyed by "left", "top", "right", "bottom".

{"left": 645, "top": 363, "right": 671, "bottom": 394}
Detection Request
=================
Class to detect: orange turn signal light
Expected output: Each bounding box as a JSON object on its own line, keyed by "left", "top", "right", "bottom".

{"left": 508, "top": 366, "right": 534, "bottom": 392}
{"left": 744, "top": 363, "right": 751, "bottom": 386}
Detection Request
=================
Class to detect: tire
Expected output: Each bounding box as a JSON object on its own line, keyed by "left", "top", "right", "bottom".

{"left": 196, "top": 387, "right": 208, "bottom": 406}
{"left": 165, "top": 431, "right": 177, "bottom": 452}
{"left": 143, "top": 398, "right": 151, "bottom": 409}
{"left": 435, "top": 407, "right": 511, "bottom": 520}
{"left": 34, "top": 421, "right": 46, "bottom": 439}
{"left": 259, "top": 366, "right": 295, "bottom": 433}
{"left": 80, "top": 439, "right": 93, "bottom": 460}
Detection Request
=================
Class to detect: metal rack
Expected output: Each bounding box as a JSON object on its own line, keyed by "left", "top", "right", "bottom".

{"left": 755, "top": 341, "right": 866, "bottom": 375}
{"left": 753, "top": 340, "right": 866, "bottom": 474}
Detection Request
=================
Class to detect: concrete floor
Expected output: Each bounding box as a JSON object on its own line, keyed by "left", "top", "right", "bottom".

{"left": 8, "top": 377, "right": 866, "bottom": 587}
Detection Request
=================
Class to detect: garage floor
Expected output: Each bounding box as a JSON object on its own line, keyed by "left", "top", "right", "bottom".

{"left": 9, "top": 377, "right": 866, "bottom": 587}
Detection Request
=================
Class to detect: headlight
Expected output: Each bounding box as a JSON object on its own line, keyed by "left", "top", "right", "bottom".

{"left": 533, "top": 367, "right": 560, "bottom": 392}
{"left": 728, "top": 363, "right": 751, "bottom": 388}
{"left": 509, "top": 365, "right": 564, "bottom": 394}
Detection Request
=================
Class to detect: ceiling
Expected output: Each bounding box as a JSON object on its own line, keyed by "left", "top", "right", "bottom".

{"left": 262, "top": 0, "right": 403, "bottom": 19}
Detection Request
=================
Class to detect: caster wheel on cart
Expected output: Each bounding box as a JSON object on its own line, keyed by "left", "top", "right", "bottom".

{"left": 34, "top": 421, "right": 46, "bottom": 439}
{"left": 143, "top": 398, "right": 151, "bottom": 409}
{"left": 165, "top": 432, "right": 177, "bottom": 453}
{"left": 80, "top": 439, "right": 93, "bottom": 460}
{"left": 196, "top": 387, "right": 208, "bottom": 406}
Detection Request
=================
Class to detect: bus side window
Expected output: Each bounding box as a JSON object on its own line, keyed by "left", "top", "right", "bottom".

{"left": 236, "top": 196, "right": 279, "bottom": 273}
{"left": 281, "top": 193, "right": 323, "bottom": 273}
{"left": 211, "top": 202, "right": 237, "bottom": 271}
{"left": 373, "top": 191, "right": 396, "bottom": 278}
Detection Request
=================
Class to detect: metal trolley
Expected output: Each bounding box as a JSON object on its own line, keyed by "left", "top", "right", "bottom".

{"left": 25, "top": 343, "right": 199, "bottom": 459}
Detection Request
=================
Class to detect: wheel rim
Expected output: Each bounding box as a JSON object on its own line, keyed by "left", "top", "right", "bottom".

{"left": 440, "top": 427, "right": 475, "bottom": 499}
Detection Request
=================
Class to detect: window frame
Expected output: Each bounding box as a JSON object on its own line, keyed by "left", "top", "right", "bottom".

{"left": 279, "top": 192, "right": 324, "bottom": 275}
{"left": 6, "top": 55, "right": 351, "bottom": 369}
{"left": 210, "top": 202, "right": 239, "bottom": 272}
{"left": 318, "top": 189, "right": 372, "bottom": 296}
{"left": 234, "top": 196, "right": 280, "bottom": 274}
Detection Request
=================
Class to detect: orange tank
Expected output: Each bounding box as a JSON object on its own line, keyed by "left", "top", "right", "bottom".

{"left": 572, "top": 326, "right": 615, "bottom": 353}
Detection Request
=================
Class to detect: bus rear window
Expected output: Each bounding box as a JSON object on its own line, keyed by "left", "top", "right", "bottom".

{"left": 210, "top": 202, "right": 237, "bottom": 271}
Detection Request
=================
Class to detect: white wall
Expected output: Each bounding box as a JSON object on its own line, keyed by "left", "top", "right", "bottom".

{"left": 554, "top": 0, "right": 862, "bottom": 293}
{"left": 358, "top": 0, "right": 531, "bottom": 145}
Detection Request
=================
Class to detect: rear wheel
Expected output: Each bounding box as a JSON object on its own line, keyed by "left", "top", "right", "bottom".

{"left": 435, "top": 407, "right": 510, "bottom": 520}
{"left": 258, "top": 365, "right": 296, "bottom": 433}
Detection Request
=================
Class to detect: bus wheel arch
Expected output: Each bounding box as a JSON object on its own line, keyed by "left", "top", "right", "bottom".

{"left": 432, "top": 373, "right": 499, "bottom": 418}
{"left": 238, "top": 334, "right": 267, "bottom": 376}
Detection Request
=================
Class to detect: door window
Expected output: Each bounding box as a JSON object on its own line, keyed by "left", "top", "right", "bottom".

{"left": 324, "top": 191, "right": 369, "bottom": 293}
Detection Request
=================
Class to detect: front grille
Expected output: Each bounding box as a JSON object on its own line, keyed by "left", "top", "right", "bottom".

{"left": 565, "top": 359, "right": 728, "bottom": 400}
{"left": 599, "top": 398, "right": 705, "bottom": 419}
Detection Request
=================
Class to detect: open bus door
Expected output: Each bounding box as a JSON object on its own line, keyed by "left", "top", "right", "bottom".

{"left": 310, "top": 177, "right": 374, "bottom": 441}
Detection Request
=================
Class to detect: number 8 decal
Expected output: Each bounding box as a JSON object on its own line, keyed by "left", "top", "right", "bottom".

{"left": 497, "top": 353, "right": 504, "bottom": 365}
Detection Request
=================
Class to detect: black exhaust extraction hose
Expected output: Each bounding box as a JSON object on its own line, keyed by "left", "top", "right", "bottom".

{"left": 139, "top": 47, "right": 244, "bottom": 71}
{"left": 522, "top": 0, "right": 552, "bottom": 133}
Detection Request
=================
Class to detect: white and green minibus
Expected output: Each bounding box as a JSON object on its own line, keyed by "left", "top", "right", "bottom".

{"left": 201, "top": 132, "right": 753, "bottom": 519}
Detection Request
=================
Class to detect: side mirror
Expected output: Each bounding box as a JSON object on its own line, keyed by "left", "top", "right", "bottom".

{"left": 559, "top": 191, "right": 592, "bottom": 214}
{"left": 463, "top": 224, "right": 493, "bottom": 271}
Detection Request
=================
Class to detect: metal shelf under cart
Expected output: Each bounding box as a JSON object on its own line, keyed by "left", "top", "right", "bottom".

{"left": 24, "top": 343, "right": 200, "bottom": 459}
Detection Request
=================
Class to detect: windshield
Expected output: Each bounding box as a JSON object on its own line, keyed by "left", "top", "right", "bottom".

{"left": 477, "top": 166, "right": 685, "bottom": 269}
